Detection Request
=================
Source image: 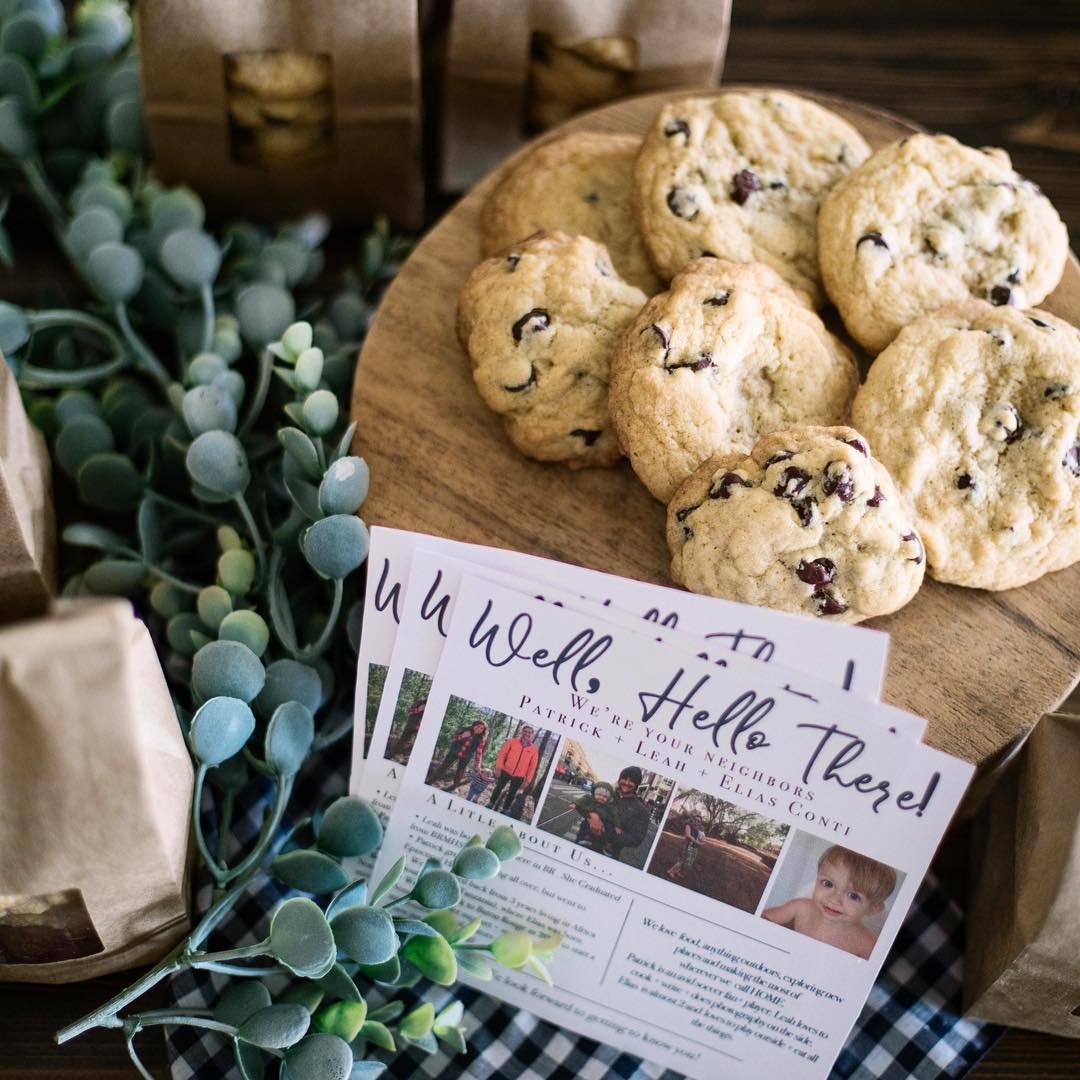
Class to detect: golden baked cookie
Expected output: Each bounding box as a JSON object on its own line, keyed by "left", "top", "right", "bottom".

{"left": 482, "top": 132, "right": 660, "bottom": 295}
{"left": 818, "top": 134, "right": 1069, "bottom": 355}
{"left": 667, "top": 426, "right": 925, "bottom": 623}
{"left": 609, "top": 258, "right": 858, "bottom": 502}
{"left": 457, "top": 230, "right": 647, "bottom": 468}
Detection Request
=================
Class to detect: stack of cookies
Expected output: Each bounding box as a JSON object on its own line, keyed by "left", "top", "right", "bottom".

{"left": 456, "top": 89, "right": 1076, "bottom": 623}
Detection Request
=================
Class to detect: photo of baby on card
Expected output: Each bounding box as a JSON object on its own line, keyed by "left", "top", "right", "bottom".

{"left": 423, "top": 695, "right": 558, "bottom": 822}
{"left": 759, "top": 832, "right": 904, "bottom": 960}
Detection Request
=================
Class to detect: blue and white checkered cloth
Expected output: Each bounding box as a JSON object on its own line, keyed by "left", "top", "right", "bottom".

{"left": 166, "top": 741, "right": 1003, "bottom": 1079}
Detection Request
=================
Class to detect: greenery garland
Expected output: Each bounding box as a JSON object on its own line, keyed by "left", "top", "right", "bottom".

{"left": 0, "top": 3, "right": 558, "bottom": 1076}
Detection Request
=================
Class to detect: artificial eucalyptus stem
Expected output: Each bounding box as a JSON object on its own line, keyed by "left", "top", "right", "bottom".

{"left": 198, "top": 283, "right": 215, "bottom": 354}
{"left": 191, "top": 765, "right": 228, "bottom": 887}
{"left": 232, "top": 492, "right": 267, "bottom": 581}
{"left": 298, "top": 576, "right": 343, "bottom": 661}
{"left": 146, "top": 490, "right": 222, "bottom": 526}
{"left": 113, "top": 302, "right": 174, "bottom": 392}
{"left": 220, "top": 775, "right": 294, "bottom": 884}
{"left": 20, "top": 155, "right": 67, "bottom": 229}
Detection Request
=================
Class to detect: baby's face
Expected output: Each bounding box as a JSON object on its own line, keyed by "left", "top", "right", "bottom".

{"left": 593, "top": 789, "right": 611, "bottom": 805}
{"left": 812, "top": 861, "right": 880, "bottom": 926}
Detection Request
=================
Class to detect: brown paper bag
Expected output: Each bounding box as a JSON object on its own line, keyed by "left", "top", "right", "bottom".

{"left": 963, "top": 711, "right": 1080, "bottom": 1035}
{"left": 0, "top": 600, "right": 193, "bottom": 982}
{"left": 0, "top": 360, "right": 54, "bottom": 624}
{"left": 440, "top": 0, "right": 732, "bottom": 192}
{"left": 138, "top": 0, "right": 424, "bottom": 227}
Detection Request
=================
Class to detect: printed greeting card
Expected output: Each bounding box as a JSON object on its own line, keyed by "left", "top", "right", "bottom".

{"left": 372, "top": 575, "right": 973, "bottom": 1080}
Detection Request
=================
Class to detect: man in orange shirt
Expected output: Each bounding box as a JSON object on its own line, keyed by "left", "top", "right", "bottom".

{"left": 489, "top": 725, "right": 539, "bottom": 815}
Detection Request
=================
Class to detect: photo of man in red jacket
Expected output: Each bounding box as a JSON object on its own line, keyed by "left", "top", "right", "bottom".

{"left": 489, "top": 725, "right": 539, "bottom": 814}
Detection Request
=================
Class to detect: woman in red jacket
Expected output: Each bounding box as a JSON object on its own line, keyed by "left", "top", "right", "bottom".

{"left": 430, "top": 719, "right": 488, "bottom": 791}
{"left": 489, "top": 725, "right": 539, "bottom": 815}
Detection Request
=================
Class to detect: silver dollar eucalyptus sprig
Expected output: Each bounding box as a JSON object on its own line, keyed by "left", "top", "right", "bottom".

{"left": 0, "top": 2, "right": 560, "bottom": 1076}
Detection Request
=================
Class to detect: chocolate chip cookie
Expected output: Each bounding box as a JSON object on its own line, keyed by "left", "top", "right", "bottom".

{"left": 609, "top": 258, "right": 858, "bottom": 502}
{"left": 457, "top": 230, "right": 647, "bottom": 468}
{"left": 481, "top": 132, "right": 660, "bottom": 295}
{"left": 819, "top": 134, "right": 1069, "bottom": 355}
{"left": 634, "top": 91, "right": 870, "bottom": 305}
{"left": 851, "top": 301, "right": 1080, "bottom": 589}
{"left": 667, "top": 426, "right": 925, "bottom": 623}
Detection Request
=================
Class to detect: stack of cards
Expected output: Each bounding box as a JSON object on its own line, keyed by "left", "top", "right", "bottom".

{"left": 350, "top": 528, "right": 973, "bottom": 1080}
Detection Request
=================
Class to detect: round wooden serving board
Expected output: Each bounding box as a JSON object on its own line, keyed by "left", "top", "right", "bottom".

{"left": 352, "top": 87, "right": 1080, "bottom": 773}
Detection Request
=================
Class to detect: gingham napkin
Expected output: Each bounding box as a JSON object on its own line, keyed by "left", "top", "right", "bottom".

{"left": 166, "top": 740, "right": 1003, "bottom": 1080}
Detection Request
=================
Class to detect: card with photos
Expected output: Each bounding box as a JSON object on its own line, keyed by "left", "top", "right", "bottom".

{"left": 351, "top": 526, "right": 892, "bottom": 800}
{"left": 367, "top": 573, "right": 973, "bottom": 1080}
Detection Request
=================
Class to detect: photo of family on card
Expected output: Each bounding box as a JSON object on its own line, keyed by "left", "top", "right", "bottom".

{"left": 385, "top": 667, "right": 435, "bottom": 765}
{"left": 645, "top": 788, "right": 790, "bottom": 913}
{"left": 535, "top": 741, "right": 674, "bottom": 869}
{"left": 759, "top": 832, "right": 904, "bottom": 960}
{"left": 423, "top": 696, "right": 558, "bottom": 822}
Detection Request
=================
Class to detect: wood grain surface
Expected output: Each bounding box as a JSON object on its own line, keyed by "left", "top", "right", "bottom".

{"left": 351, "top": 87, "right": 1080, "bottom": 772}
{"left": 6, "top": 4, "right": 1080, "bottom": 1077}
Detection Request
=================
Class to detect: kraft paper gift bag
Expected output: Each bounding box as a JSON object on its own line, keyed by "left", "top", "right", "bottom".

{"left": 0, "top": 600, "right": 193, "bottom": 982}
{"left": 0, "top": 359, "right": 54, "bottom": 624}
{"left": 964, "top": 711, "right": 1080, "bottom": 1036}
{"left": 440, "top": 0, "right": 732, "bottom": 192}
{"left": 138, "top": 0, "right": 424, "bottom": 227}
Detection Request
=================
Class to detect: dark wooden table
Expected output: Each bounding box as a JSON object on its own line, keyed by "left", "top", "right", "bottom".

{"left": 3, "top": 1, "right": 1079, "bottom": 1076}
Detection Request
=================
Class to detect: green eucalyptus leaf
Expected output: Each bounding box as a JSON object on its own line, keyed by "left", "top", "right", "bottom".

{"left": 85, "top": 241, "right": 144, "bottom": 303}
{"left": 0, "top": 53, "right": 37, "bottom": 112}
{"left": 161, "top": 227, "right": 222, "bottom": 289}
{"left": 268, "top": 897, "right": 336, "bottom": 978}
{"left": 137, "top": 498, "right": 163, "bottom": 563}
{"left": 0, "top": 94, "right": 32, "bottom": 159}
{"left": 313, "top": 1001, "right": 367, "bottom": 1043}
{"left": 392, "top": 919, "right": 441, "bottom": 939}
{"left": 237, "top": 1004, "right": 311, "bottom": 1051}
{"left": 105, "top": 95, "right": 144, "bottom": 154}
{"left": 218, "top": 610, "right": 269, "bottom": 657}
{"left": 280, "top": 321, "right": 312, "bottom": 360}
{"left": 283, "top": 401, "right": 305, "bottom": 428}
{"left": 214, "top": 981, "right": 272, "bottom": 1027}
{"left": 348, "top": 1059, "right": 388, "bottom": 1079}
{"left": 0, "top": 300, "right": 29, "bottom": 354}
{"left": 411, "top": 868, "right": 461, "bottom": 910}
{"left": 213, "top": 368, "right": 246, "bottom": 406}
{"left": 324, "top": 882, "right": 368, "bottom": 923}
{"left": 271, "top": 849, "right": 349, "bottom": 895}
{"left": 366, "top": 1001, "right": 404, "bottom": 1024}
{"left": 191, "top": 639, "right": 265, "bottom": 702}
{"left": 399, "top": 1002, "right": 435, "bottom": 1040}
{"left": 486, "top": 825, "right": 523, "bottom": 862}
{"left": 218, "top": 548, "right": 256, "bottom": 595}
{"left": 1, "top": 13, "right": 47, "bottom": 61}
{"left": 255, "top": 658, "right": 321, "bottom": 718}
{"left": 186, "top": 430, "right": 250, "bottom": 495}
{"left": 65, "top": 205, "right": 123, "bottom": 262}
{"left": 453, "top": 949, "right": 493, "bottom": 980}
{"left": 401, "top": 935, "right": 457, "bottom": 986}
{"left": 101, "top": 379, "right": 152, "bottom": 441}
{"left": 452, "top": 845, "right": 501, "bottom": 881}
{"left": 354, "top": 955, "right": 400, "bottom": 986}
{"left": 279, "top": 983, "right": 326, "bottom": 1015}
{"left": 356, "top": 1020, "right": 395, "bottom": 1053}
{"left": 282, "top": 1033, "right": 353, "bottom": 1080}
{"left": 329, "top": 421, "right": 358, "bottom": 464}
{"left": 76, "top": 452, "right": 145, "bottom": 511}
{"left": 166, "top": 612, "right": 209, "bottom": 657}
{"left": 150, "top": 186, "right": 204, "bottom": 230}
{"left": 316, "top": 961, "right": 363, "bottom": 1004}
{"left": 265, "top": 701, "right": 314, "bottom": 777}
{"left": 369, "top": 855, "right": 405, "bottom": 906}
{"left": 236, "top": 282, "right": 295, "bottom": 347}
{"left": 196, "top": 585, "right": 233, "bottom": 631}
{"left": 260, "top": 239, "right": 309, "bottom": 288}
{"left": 302, "top": 516, "right": 369, "bottom": 581}
{"left": 149, "top": 581, "right": 190, "bottom": 618}
{"left": 190, "top": 696, "right": 256, "bottom": 766}
{"left": 234, "top": 1039, "right": 265, "bottom": 1080}
{"left": 278, "top": 427, "right": 322, "bottom": 481}
{"left": 294, "top": 347, "right": 323, "bottom": 391}
{"left": 73, "top": 182, "right": 133, "bottom": 225}
{"left": 61, "top": 522, "right": 127, "bottom": 554}
{"left": 318, "top": 457, "right": 369, "bottom": 516}
{"left": 182, "top": 384, "right": 238, "bottom": 436}
{"left": 329, "top": 293, "right": 368, "bottom": 341}
{"left": 56, "top": 389, "right": 101, "bottom": 424}
{"left": 55, "top": 414, "right": 115, "bottom": 476}
{"left": 436, "top": 1025, "right": 467, "bottom": 1055}
{"left": 187, "top": 351, "right": 227, "bottom": 385}
{"left": 434, "top": 1000, "right": 465, "bottom": 1032}
{"left": 83, "top": 558, "right": 146, "bottom": 595}
{"left": 316, "top": 797, "right": 383, "bottom": 859}
{"left": 301, "top": 389, "right": 339, "bottom": 437}
{"left": 329, "top": 906, "right": 398, "bottom": 966}
{"left": 284, "top": 472, "right": 322, "bottom": 522}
